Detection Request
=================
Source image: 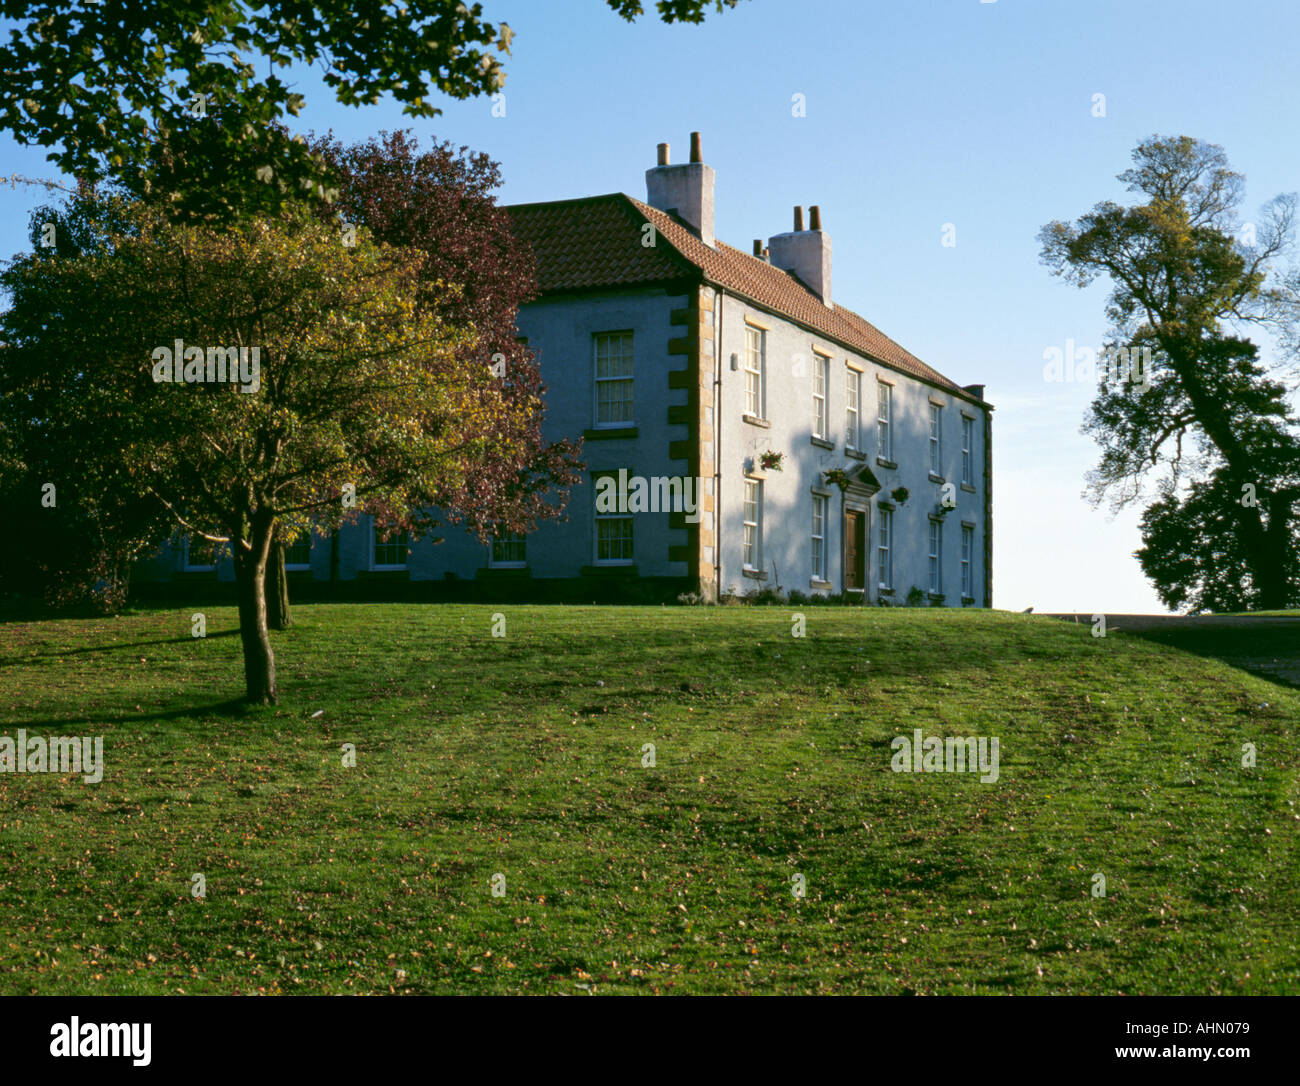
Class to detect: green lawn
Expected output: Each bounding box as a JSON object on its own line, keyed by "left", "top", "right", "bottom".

{"left": 0, "top": 603, "right": 1296, "bottom": 994}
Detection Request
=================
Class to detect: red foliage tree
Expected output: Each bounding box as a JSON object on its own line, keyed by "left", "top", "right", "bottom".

{"left": 309, "top": 130, "right": 582, "bottom": 540}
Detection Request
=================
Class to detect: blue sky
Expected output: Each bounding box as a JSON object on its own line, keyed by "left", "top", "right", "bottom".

{"left": 3, "top": 0, "right": 1298, "bottom": 611}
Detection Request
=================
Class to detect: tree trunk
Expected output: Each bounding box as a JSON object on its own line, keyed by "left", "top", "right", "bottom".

{"left": 233, "top": 520, "right": 278, "bottom": 705}
{"left": 1256, "top": 504, "right": 1294, "bottom": 610}
{"left": 1234, "top": 486, "right": 1291, "bottom": 610}
{"left": 267, "top": 542, "right": 291, "bottom": 629}
{"left": 1169, "top": 347, "right": 1293, "bottom": 609}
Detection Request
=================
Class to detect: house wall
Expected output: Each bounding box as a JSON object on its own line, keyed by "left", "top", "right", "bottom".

{"left": 324, "top": 285, "right": 698, "bottom": 586}
{"left": 713, "top": 292, "right": 991, "bottom": 605}
{"left": 135, "top": 286, "right": 699, "bottom": 594}
{"left": 132, "top": 286, "right": 990, "bottom": 607}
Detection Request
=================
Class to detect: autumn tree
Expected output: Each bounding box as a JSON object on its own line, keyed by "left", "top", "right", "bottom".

{"left": 1040, "top": 136, "right": 1300, "bottom": 611}
{"left": 252, "top": 132, "right": 585, "bottom": 630}
{"left": 2, "top": 193, "right": 488, "bottom": 702}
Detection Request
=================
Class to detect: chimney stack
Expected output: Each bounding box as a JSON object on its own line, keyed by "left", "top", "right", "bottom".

{"left": 768, "top": 201, "right": 832, "bottom": 306}
{"left": 645, "top": 131, "right": 716, "bottom": 248}
{"left": 753, "top": 239, "right": 763, "bottom": 256}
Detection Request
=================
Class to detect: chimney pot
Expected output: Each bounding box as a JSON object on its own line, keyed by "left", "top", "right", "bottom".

{"left": 768, "top": 208, "right": 831, "bottom": 305}
{"left": 645, "top": 132, "right": 715, "bottom": 247}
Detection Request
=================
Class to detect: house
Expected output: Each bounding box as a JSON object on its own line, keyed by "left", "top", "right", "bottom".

{"left": 135, "top": 133, "right": 992, "bottom": 605}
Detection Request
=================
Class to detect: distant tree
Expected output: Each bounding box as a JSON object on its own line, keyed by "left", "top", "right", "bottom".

{"left": 0, "top": 186, "right": 172, "bottom": 612}
{"left": 0, "top": 0, "right": 744, "bottom": 223}
{"left": 1040, "top": 136, "right": 1300, "bottom": 611}
{"left": 0, "top": 463, "right": 169, "bottom": 615}
{"left": 1139, "top": 459, "right": 1299, "bottom": 613}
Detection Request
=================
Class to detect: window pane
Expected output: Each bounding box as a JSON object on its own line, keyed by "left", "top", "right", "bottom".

{"left": 877, "top": 509, "right": 891, "bottom": 588}
{"left": 961, "top": 526, "right": 973, "bottom": 597}
{"left": 846, "top": 370, "right": 858, "bottom": 449}
{"left": 745, "top": 328, "right": 764, "bottom": 416}
{"left": 877, "top": 383, "right": 891, "bottom": 458}
{"left": 811, "top": 495, "right": 825, "bottom": 580}
{"left": 492, "top": 531, "right": 526, "bottom": 564}
{"left": 813, "top": 372, "right": 824, "bottom": 432}
{"left": 284, "top": 536, "right": 311, "bottom": 566}
{"left": 596, "top": 516, "right": 633, "bottom": 562}
{"left": 185, "top": 536, "right": 222, "bottom": 568}
{"left": 743, "top": 480, "right": 760, "bottom": 568}
{"left": 374, "top": 528, "right": 409, "bottom": 566}
{"left": 928, "top": 521, "right": 941, "bottom": 593}
{"left": 595, "top": 333, "right": 633, "bottom": 424}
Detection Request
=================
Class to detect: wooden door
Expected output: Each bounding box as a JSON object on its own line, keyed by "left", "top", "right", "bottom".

{"left": 845, "top": 511, "right": 865, "bottom": 591}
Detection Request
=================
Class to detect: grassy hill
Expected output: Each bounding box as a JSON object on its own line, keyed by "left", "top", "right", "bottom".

{"left": 0, "top": 603, "right": 1296, "bottom": 994}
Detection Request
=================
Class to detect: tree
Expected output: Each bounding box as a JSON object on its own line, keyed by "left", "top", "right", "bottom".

{"left": 0, "top": 0, "right": 744, "bottom": 223}
{"left": 2, "top": 195, "right": 485, "bottom": 702}
{"left": 0, "top": 185, "right": 173, "bottom": 612}
{"left": 1138, "top": 460, "right": 1300, "bottom": 613}
{"left": 1040, "top": 136, "right": 1300, "bottom": 611}
{"left": 266, "top": 528, "right": 293, "bottom": 630}
{"left": 0, "top": 455, "right": 169, "bottom": 614}
{"left": 311, "top": 130, "right": 581, "bottom": 540}
{"left": 251, "top": 131, "right": 582, "bottom": 631}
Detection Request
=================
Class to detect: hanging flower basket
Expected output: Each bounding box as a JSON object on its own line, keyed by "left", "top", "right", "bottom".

{"left": 825, "top": 468, "right": 852, "bottom": 490}
{"left": 890, "top": 486, "right": 910, "bottom": 505}
{"left": 759, "top": 450, "right": 784, "bottom": 472}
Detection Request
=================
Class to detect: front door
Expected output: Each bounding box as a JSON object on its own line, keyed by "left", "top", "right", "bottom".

{"left": 845, "top": 510, "right": 865, "bottom": 591}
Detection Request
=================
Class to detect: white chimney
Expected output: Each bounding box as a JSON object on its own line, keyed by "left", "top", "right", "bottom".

{"left": 768, "top": 204, "right": 831, "bottom": 306}
{"left": 645, "top": 131, "right": 715, "bottom": 248}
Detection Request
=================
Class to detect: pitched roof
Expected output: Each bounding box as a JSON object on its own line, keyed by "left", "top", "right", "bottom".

{"left": 505, "top": 194, "right": 693, "bottom": 291}
{"left": 506, "top": 193, "right": 983, "bottom": 403}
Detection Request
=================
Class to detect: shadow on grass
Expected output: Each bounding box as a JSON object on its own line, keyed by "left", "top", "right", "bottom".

{"left": 1122, "top": 624, "right": 1300, "bottom": 691}
{"left": 14, "top": 695, "right": 277, "bottom": 732}
{"left": 0, "top": 628, "right": 241, "bottom": 668}
{"left": 0, "top": 598, "right": 248, "bottom": 626}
